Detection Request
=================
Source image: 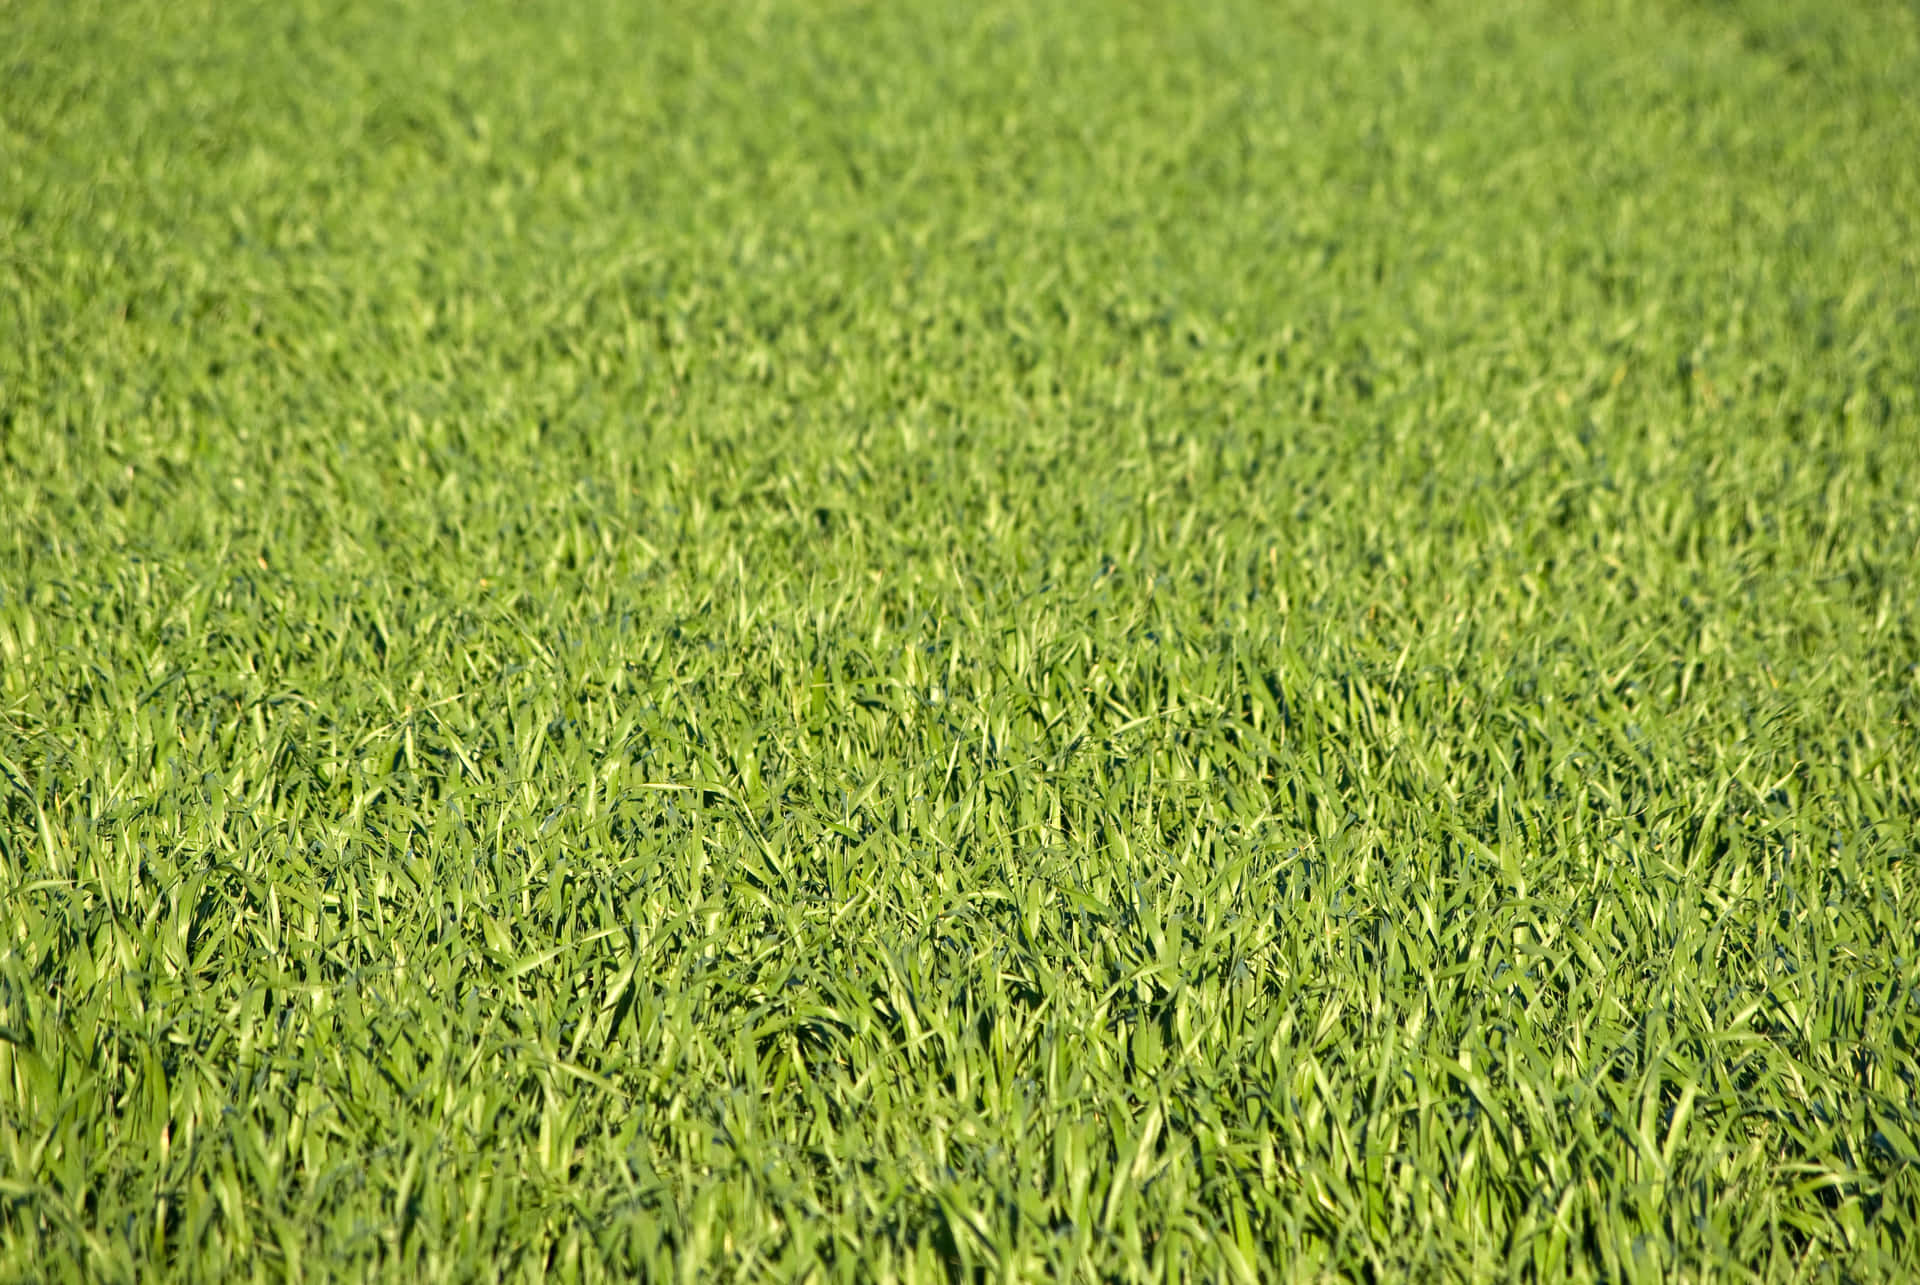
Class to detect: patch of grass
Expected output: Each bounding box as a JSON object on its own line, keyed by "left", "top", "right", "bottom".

{"left": 3, "top": 0, "right": 1918, "bottom": 1279}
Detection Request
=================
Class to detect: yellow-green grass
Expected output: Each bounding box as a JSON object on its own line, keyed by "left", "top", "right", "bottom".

{"left": 3, "top": 0, "right": 1918, "bottom": 1279}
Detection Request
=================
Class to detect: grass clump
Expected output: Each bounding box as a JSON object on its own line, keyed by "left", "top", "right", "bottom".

{"left": 3, "top": 0, "right": 1918, "bottom": 1279}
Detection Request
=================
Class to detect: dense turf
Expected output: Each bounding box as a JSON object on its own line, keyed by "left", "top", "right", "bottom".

{"left": 4, "top": 0, "right": 1919, "bottom": 1279}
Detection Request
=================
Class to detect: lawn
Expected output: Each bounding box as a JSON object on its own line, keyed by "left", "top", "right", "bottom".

{"left": 3, "top": 0, "right": 1918, "bottom": 1279}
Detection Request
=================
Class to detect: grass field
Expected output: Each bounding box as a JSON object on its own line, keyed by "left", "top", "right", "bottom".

{"left": 4, "top": 0, "right": 1919, "bottom": 1279}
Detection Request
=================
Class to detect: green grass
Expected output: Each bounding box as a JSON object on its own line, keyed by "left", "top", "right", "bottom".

{"left": 4, "top": 0, "right": 1919, "bottom": 1279}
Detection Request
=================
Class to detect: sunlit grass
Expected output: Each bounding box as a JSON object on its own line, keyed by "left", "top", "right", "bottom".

{"left": 3, "top": 0, "right": 1918, "bottom": 1279}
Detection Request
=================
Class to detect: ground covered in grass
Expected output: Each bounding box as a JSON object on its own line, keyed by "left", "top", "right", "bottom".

{"left": 4, "top": 0, "right": 1918, "bottom": 1279}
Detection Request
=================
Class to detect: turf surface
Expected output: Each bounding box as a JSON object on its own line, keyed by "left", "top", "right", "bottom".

{"left": 3, "top": 0, "right": 1919, "bottom": 1279}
